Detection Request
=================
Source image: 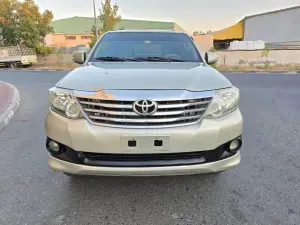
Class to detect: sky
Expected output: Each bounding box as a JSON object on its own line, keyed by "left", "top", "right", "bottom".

{"left": 35, "top": 0, "right": 300, "bottom": 33}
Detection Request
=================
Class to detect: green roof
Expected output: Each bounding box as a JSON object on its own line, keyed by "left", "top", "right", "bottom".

{"left": 51, "top": 17, "right": 176, "bottom": 34}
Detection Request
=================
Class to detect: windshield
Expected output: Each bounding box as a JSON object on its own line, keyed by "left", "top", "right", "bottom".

{"left": 89, "top": 32, "right": 202, "bottom": 62}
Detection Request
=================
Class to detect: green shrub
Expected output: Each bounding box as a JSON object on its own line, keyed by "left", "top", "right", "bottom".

{"left": 264, "top": 63, "right": 270, "bottom": 70}
{"left": 256, "top": 65, "right": 264, "bottom": 70}
{"left": 35, "top": 45, "right": 53, "bottom": 55}
{"left": 261, "top": 46, "right": 270, "bottom": 58}
{"left": 232, "top": 65, "right": 241, "bottom": 71}
{"left": 238, "top": 59, "right": 247, "bottom": 65}
{"left": 89, "top": 35, "right": 97, "bottom": 49}
{"left": 208, "top": 46, "right": 217, "bottom": 52}
{"left": 210, "top": 63, "right": 217, "bottom": 68}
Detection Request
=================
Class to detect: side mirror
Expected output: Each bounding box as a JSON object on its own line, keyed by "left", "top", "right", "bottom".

{"left": 72, "top": 51, "right": 87, "bottom": 64}
{"left": 205, "top": 52, "right": 218, "bottom": 65}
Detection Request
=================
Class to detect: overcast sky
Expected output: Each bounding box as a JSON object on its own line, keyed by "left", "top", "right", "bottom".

{"left": 35, "top": 0, "right": 299, "bottom": 33}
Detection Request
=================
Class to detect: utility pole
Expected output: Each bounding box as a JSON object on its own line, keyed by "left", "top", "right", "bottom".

{"left": 93, "top": 0, "right": 99, "bottom": 40}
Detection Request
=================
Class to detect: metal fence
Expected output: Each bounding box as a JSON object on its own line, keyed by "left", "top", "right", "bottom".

{"left": 0, "top": 46, "right": 35, "bottom": 56}
{"left": 265, "top": 42, "right": 300, "bottom": 50}
{"left": 214, "top": 40, "right": 300, "bottom": 51}
{"left": 52, "top": 45, "right": 90, "bottom": 54}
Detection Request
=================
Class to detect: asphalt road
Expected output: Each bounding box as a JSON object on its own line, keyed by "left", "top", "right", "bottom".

{"left": 0, "top": 71, "right": 300, "bottom": 225}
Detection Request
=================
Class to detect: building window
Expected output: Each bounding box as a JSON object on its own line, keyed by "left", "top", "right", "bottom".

{"left": 81, "top": 36, "right": 91, "bottom": 40}
{"left": 66, "top": 36, "right": 76, "bottom": 40}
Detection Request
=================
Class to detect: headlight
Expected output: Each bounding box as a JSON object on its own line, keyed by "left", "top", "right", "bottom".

{"left": 205, "top": 87, "right": 239, "bottom": 118}
{"left": 49, "top": 90, "right": 81, "bottom": 119}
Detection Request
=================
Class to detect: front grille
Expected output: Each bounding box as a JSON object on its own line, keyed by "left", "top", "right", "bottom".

{"left": 76, "top": 96, "right": 213, "bottom": 128}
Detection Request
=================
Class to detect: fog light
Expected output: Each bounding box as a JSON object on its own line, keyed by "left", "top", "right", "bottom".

{"left": 49, "top": 141, "right": 60, "bottom": 152}
{"left": 229, "top": 139, "right": 242, "bottom": 152}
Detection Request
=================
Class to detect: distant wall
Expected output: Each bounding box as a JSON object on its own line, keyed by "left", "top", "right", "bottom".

{"left": 37, "top": 54, "right": 75, "bottom": 65}
{"left": 244, "top": 6, "right": 300, "bottom": 43}
{"left": 216, "top": 50, "right": 300, "bottom": 66}
{"left": 174, "top": 23, "right": 189, "bottom": 34}
{"left": 45, "top": 33, "right": 92, "bottom": 48}
{"left": 50, "top": 34, "right": 68, "bottom": 47}
{"left": 193, "top": 35, "right": 214, "bottom": 53}
{"left": 36, "top": 50, "right": 300, "bottom": 67}
{"left": 45, "top": 34, "right": 53, "bottom": 46}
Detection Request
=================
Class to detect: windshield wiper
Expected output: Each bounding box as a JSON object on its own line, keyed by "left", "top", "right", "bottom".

{"left": 134, "top": 56, "right": 185, "bottom": 62}
{"left": 94, "top": 56, "right": 137, "bottom": 62}
{"left": 94, "top": 56, "right": 185, "bottom": 62}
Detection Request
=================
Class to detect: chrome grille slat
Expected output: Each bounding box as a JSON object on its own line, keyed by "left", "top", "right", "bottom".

{"left": 77, "top": 95, "right": 213, "bottom": 128}
{"left": 84, "top": 108, "right": 206, "bottom": 116}
{"left": 158, "top": 101, "right": 211, "bottom": 109}
{"left": 79, "top": 101, "right": 133, "bottom": 109}
{"left": 80, "top": 100, "right": 210, "bottom": 110}
{"left": 89, "top": 115, "right": 201, "bottom": 123}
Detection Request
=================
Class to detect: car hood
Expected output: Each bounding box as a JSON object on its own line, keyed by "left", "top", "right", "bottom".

{"left": 56, "top": 62, "right": 232, "bottom": 92}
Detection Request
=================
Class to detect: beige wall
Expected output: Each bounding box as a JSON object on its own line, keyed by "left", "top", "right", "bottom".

{"left": 193, "top": 35, "right": 214, "bottom": 54}
{"left": 37, "top": 54, "right": 74, "bottom": 65}
{"left": 45, "top": 33, "right": 92, "bottom": 48}
{"left": 216, "top": 50, "right": 300, "bottom": 66}
{"left": 36, "top": 50, "right": 300, "bottom": 67}
{"left": 174, "top": 23, "right": 189, "bottom": 34}
{"left": 52, "top": 34, "right": 67, "bottom": 47}
{"left": 45, "top": 34, "right": 53, "bottom": 46}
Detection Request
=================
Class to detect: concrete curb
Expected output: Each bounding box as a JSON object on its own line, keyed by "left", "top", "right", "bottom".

{"left": 0, "top": 82, "right": 20, "bottom": 133}
{"left": 220, "top": 70, "right": 300, "bottom": 74}
{"left": 0, "top": 68, "right": 72, "bottom": 72}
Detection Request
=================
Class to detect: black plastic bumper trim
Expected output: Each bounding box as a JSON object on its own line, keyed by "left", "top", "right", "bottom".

{"left": 47, "top": 137, "right": 242, "bottom": 167}
{"left": 83, "top": 156, "right": 207, "bottom": 167}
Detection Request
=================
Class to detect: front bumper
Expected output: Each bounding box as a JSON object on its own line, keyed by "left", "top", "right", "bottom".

{"left": 45, "top": 109, "right": 243, "bottom": 176}
{"left": 45, "top": 109, "right": 243, "bottom": 154}
{"left": 48, "top": 151, "right": 241, "bottom": 176}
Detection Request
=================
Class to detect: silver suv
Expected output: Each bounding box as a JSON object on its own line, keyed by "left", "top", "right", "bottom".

{"left": 45, "top": 30, "right": 243, "bottom": 176}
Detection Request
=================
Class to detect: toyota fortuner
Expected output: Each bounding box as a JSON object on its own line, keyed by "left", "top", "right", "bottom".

{"left": 45, "top": 30, "right": 243, "bottom": 176}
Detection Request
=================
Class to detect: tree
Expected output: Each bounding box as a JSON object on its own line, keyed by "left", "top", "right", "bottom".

{"left": 0, "top": 17, "right": 5, "bottom": 24}
{"left": 99, "top": 0, "right": 121, "bottom": 32}
{"left": 193, "top": 30, "right": 205, "bottom": 36}
{"left": 193, "top": 30, "right": 212, "bottom": 36}
{"left": 0, "top": 0, "right": 20, "bottom": 46}
{"left": 193, "top": 31, "right": 200, "bottom": 36}
{"left": 0, "top": 0, "right": 53, "bottom": 54}
{"left": 89, "top": 0, "right": 121, "bottom": 49}
{"left": 89, "top": 25, "right": 98, "bottom": 49}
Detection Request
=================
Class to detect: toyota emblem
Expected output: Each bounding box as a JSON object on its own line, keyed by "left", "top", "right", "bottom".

{"left": 133, "top": 99, "right": 158, "bottom": 116}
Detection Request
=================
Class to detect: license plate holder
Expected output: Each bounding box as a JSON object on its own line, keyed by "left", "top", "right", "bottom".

{"left": 121, "top": 136, "right": 170, "bottom": 152}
